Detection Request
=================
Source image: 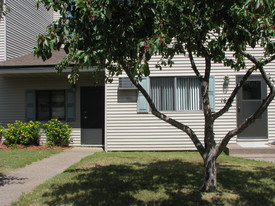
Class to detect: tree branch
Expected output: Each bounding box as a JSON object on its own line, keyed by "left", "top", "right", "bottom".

{"left": 216, "top": 88, "right": 275, "bottom": 156}
{"left": 263, "top": 55, "right": 275, "bottom": 65}
{"left": 241, "top": 52, "right": 275, "bottom": 90}
{"left": 195, "top": 38, "right": 211, "bottom": 81}
{"left": 187, "top": 39, "right": 214, "bottom": 150}
{"left": 215, "top": 53, "right": 275, "bottom": 156}
{"left": 124, "top": 67, "right": 206, "bottom": 156}
{"left": 186, "top": 40, "right": 203, "bottom": 82}
{"left": 204, "top": 55, "right": 211, "bottom": 82}
{"left": 213, "top": 67, "right": 254, "bottom": 120}
{"left": 214, "top": 54, "right": 275, "bottom": 120}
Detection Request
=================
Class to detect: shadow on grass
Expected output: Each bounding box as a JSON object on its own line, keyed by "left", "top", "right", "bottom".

{"left": 218, "top": 164, "right": 275, "bottom": 206}
{"left": 41, "top": 159, "right": 275, "bottom": 206}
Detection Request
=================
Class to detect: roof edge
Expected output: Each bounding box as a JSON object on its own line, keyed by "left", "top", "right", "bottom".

{"left": 0, "top": 64, "right": 76, "bottom": 69}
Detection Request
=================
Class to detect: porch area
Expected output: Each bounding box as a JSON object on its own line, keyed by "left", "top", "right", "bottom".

{"left": 226, "top": 143, "right": 275, "bottom": 163}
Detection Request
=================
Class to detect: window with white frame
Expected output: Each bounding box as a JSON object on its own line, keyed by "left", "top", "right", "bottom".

{"left": 150, "top": 77, "right": 202, "bottom": 111}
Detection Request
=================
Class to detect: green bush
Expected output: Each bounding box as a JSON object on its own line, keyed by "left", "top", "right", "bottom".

{"left": 43, "top": 119, "right": 72, "bottom": 147}
{"left": 0, "top": 124, "right": 4, "bottom": 134}
{"left": 0, "top": 123, "right": 5, "bottom": 142}
{"left": 3, "top": 120, "right": 42, "bottom": 146}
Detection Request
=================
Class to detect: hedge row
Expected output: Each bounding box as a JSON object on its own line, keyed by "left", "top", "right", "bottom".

{"left": 0, "top": 119, "right": 72, "bottom": 147}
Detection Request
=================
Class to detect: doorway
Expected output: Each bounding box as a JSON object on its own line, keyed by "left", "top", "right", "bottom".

{"left": 80, "top": 87, "right": 104, "bottom": 145}
{"left": 236, "top": 75, "right": 267, "bottom": 140}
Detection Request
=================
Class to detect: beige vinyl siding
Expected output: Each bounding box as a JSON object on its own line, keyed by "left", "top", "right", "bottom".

{"left": 53, "top": 11, "right": 61, "bottom": 21}
{"left": 105, "top": 47, "right": 275, "bottom": 151}
{"left": 267, "top": 102, "right": 275, "bottom": 144}
{"left": 0, "top": 15, "right": 6, "bottom": 61}
{"left": 0, "top": 72, "right": 97, "bottom": 146}
{"left": 5, "top": 0, "right": 53, "bottom": 59}
{"left": 106, "top": 56, "right": 212, "bottom": 151}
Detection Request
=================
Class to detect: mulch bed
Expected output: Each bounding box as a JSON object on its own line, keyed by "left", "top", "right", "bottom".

{"left": 0, "top": 143, "right": 71, "bottom": 150}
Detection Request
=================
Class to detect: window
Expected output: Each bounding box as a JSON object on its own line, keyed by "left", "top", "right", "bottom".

{"left": 150, "top": 77, "right": 202, "bottom": 111}
{"left": 243, "top": 81, "right": 261, "bottom": 100}
{"left": 26, "top": 90, "right": 75, "bottom": 122}
{"left": 36, "top": 90, "right": 65, "bottom": 121}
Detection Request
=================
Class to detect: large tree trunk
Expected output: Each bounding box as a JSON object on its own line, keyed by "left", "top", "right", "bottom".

{"left": 202, "top": 151, "right": 217, "bottom": 192}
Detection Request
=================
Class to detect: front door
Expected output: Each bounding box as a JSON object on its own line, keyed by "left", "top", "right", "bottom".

{"left": 80, "top": 87, "right": 104, "bottom": 145}
{"left": 237, "top": 75, "right": 267, "bottom": 139}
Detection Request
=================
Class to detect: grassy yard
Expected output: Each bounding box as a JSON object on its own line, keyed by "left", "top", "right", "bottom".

{"left": 0, "top": 149, "right": 63, "bottom": 175}
{"left": 12, "top": 152, "right": 275, "bottom": 206}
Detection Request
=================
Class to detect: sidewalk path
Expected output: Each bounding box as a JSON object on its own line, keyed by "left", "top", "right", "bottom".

{"left": 230, "top": 153, "right": 275, "bottom": 163}
{"left": 0, "top": 147, "right": 102, "bottom": 206}
{"left": 227, "top": 143, "right": 275, "bottom": 163}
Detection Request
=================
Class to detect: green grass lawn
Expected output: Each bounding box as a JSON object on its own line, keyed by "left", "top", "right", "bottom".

{"left": 0, "top": 149, "right": 63, "bottom": 175}
{"left": 11, "top": 152, "right": 275, "bottom": 206}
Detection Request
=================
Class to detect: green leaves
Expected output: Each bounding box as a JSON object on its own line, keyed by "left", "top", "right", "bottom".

{"left": 139, "top": 62, "right": 150, "bottom": 76}
{"left": 43, "top": 119, "right": 72, "bottom": 147}
{"left": 34, "top": 0, "right": 275, "bottom": 81}
{"left": 3, "top": 120, "right": 42, "bottom": 146}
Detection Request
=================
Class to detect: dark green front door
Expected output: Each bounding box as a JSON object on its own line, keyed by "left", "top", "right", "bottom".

{"left": 80, "top": 87, "right": 104, "bottom": 145}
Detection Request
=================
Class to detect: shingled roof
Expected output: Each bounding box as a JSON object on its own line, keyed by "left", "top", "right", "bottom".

{"left": 0, "top": 50, "right": 67, "bottom": 67}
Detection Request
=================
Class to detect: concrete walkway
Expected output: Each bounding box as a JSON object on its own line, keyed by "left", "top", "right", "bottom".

{"left": 0, "top": 147, "right": 102, "bottom": 206}
{"left": 227, "top": 143, "right": 275, "bottom": 163}
{"left": 230, "top": 153, "right": 275, "bottom": 163}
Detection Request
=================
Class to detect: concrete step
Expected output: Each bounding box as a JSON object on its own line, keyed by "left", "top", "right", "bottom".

{"left": 226, "top": 143, "right": 275, "bottom": 155}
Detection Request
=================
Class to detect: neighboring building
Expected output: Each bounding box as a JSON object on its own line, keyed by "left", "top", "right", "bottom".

{"left": 0, "top": 0, "right": 54, "bottom": 61}
{"left": 0, "top": 50, "right": 103, "bottom": 146}
{"left": 0, "top": 2, "right": 274, "bottom": 151}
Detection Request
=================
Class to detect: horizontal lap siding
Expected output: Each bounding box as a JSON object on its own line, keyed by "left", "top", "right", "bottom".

{"left": 265, "top": 65, "right": 275, "bottom": 144}
{"left": 262, "top": 43, "right": 275, "bottom": 143}
{"left": 0, "top": 73, "right": 96, "bottom": 146}
{"left": 106, "top": 78, "right": 204, "bottom": 151}
{"left": 0, "top": 75, "right": 70, "bottom": 124}
{"left": 0, "top": 16, "right": 6, "bottom": 61}
{"left": 107, "top": 55, "right": 206, "bottom": 151}
{"left": 221, "top": 46, "right": 275, "bottom": 144}
{"left": 5, "top": 0, "right": 53, "bottom": 59}
{"left": 53, "top": 11, "right": 61, "bottom": 21}
{"left": 69, "top": 128, "right": 81, "bottom": 146}
{"left": 267, "top": 101, "right": 275, "bottom": 143}
{"left": 106, "top": 48, "right": 275, "bottom": 151}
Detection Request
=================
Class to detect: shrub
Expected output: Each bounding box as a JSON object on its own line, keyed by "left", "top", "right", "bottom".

{"left": 0, "top": 123, "right": 5, "bottom": 143}
{"left": 3, "top": 120, "right": 42, "bottom": 146}
{"left": 0, "top": 124, "right": 4, "bottom": 134}
{"left": 43, "top": 119, "right": 72, "bottom": 147}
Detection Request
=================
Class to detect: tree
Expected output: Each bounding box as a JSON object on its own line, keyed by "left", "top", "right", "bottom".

{"left": 0, "top": 2, "right": 10, "bottom": 19}
{"left": 34, "top": 0, "right": 275, "bottom": 191}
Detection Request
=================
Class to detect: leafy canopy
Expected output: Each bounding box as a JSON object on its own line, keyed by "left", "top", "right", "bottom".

{"left": 34, "top": 0, "right": 275, "bottom": 83}
{"left": 34, "top": 0, "right": 275, "bottom": 192}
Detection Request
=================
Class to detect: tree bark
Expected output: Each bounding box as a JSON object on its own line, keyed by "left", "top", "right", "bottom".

{"left": 202, "top": 150, "right": 217, "bottom": 192}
